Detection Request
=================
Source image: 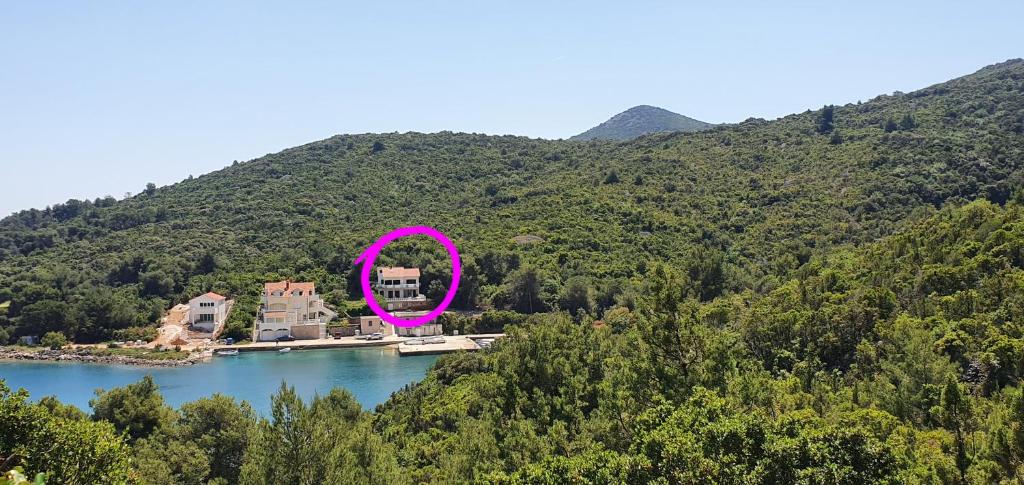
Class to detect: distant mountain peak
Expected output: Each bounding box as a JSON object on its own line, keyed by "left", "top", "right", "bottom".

{"left": 571, "top": 105, "right": 713, "bottom": 141}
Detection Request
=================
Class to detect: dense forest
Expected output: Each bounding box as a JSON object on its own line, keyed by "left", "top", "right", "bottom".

{"left": 2, "top": 59, "right": 1024, "bottom": 483}
{"left": 4, "top": 199, "right": 1024, "bottom": 483}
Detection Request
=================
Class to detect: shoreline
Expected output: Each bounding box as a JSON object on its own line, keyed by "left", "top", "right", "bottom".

{"left": 211, "top": 337, "right": 400, "bottom": 352}
{"left": 0, "top": 333, "right": 504, "bottom": 367}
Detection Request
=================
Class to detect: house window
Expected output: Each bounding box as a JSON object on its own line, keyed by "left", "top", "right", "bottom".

{"left": 198, "top": 313, "right": 214, "bottom": 322}
{"left": 406, "top": 279, "right": 416, "bottom": 285}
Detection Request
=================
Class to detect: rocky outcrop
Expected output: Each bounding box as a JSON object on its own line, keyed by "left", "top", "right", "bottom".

{"left": 0, "top": 347, "right": 210, "bottom": 367}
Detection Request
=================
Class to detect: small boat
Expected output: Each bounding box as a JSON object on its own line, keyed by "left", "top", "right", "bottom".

{"left": 278, "top": 347, "right": 291, "bottom": 353}
{"left": 216, "top": 349, "right": 239, "bottom": 356}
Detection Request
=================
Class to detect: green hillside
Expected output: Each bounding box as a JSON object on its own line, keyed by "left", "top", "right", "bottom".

{"left": 370, "top": 198, "right": 1024, "bottom": 483}
{"left": 570, "top": 105, "right": 714, "bottom": 140}
{"left": 6, "top": 197, "right": 1024, "bottom": 483}
{"left": 1, "top": 59, "right": 1022, "bottom": 345}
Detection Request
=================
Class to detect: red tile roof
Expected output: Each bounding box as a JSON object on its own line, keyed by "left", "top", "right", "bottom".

{"left": 378, "top": 267, "right": 420, "bottom": 278}
{"left": 190, "top": 292, "right": 225, "bottom": 302}
{"left": 264, "top": 281, "right": 316, "bottom": 295}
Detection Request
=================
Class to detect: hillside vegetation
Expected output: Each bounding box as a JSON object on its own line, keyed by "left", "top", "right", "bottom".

{"left": 0, "top": 60, "right": 1022, "bottom": 345}
{"left": 4, "top": 59, "right": 1024, "bottom": 483}
{"left": 5, "top": 198, "right": 1024, "bottom": 483}
{"left": 372, "top": 198, "right": 1024, "bottom": 482}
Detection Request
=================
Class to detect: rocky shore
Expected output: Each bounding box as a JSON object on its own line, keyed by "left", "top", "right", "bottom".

{"left": 0, "top": 347, "right": 211, "bottom": 367}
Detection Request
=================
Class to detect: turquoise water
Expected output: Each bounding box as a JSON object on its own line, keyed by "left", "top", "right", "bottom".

{"left": 0, "top": 348, "right": 438, "bottom": 415}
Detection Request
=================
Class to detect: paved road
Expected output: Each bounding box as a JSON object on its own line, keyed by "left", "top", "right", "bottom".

{"left": 212, "top": 333, "right": 506, "bottom": 355}
{"left": 211, "top": 335, "right": 402, "bottom": 352}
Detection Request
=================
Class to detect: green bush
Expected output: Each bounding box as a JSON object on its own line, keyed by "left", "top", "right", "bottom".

{"left": 39, "top": 332, "right": 66, "bottom": 350}
{"left": 112, "top": 326, "right": 157, "bottom": 343}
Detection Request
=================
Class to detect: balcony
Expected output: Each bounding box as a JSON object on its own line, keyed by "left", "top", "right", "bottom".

{"left": 377, "top": 283, "right": 420, "bottom": 289}
{"left": 384, "top": 295, "right": 427, "bottom": 302}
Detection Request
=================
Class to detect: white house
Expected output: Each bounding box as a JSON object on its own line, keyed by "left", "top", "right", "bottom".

{"left": 188, "top": 292, "right": 227, "bottom": 333}
{"left": 392, "top": 311, "right": 443, "bottom": 337}
{"left": 256, "top": 281, "right": 337, "bottom": 341}
{"left": 376, "top": 267, "right": 427, "bottom": 311}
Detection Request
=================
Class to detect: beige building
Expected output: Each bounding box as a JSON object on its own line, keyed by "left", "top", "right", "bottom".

{"left": 349, "top": 315, "right": 395, "bottom": 337}
{"left": 188, "top": 292, "right": 227, "bottom": 333}
{"left": 347, "top": 312, "right": 442, "bottom": 337}
{"left": 256, "top": 281, "right": 336, "bottom": 341}
{"left": 376, "top": 267, "right": 428, "bottom": 311}
{"left": 392, "top": 311, "right": 443, "bottom": 337}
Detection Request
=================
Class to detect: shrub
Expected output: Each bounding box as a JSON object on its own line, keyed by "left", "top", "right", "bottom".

{"left": 40, "top": 332, "right": 67, "bottom": 350}
{"left": 112, "top": 326, "right": 157, "bottom": 343}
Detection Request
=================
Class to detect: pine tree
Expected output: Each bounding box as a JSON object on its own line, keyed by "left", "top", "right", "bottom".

{"left": 935, "top": 376, "right": 973, "bottom": 482}
{"left": 817, "top": 105, "right": 835, "bottom": 134}
{"left": 899, "top": 113, "right": 917, "bottom": 131}
{"left": 883, "top": 118, "right": 898, "bottom": 133}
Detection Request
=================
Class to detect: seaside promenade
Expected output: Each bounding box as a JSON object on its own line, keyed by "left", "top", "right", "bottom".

{"left": 211, "top": 334, "right": 505, "bottom": 355}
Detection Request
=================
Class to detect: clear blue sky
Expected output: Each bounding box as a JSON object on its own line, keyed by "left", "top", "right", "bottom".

{"left": 1, "top": 1, "right": 1021, "bottom": 216}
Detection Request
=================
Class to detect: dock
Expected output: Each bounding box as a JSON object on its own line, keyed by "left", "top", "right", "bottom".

{"left": 396, "top": 334, "right": 505, "bottom": 356}
{"left": 210, "top": 336, "right": 400, "bottom": 352}
{"left": 397, "top": 336, "right": 478, "bottom": 356}
{"left": 210, "top": 334, "right": 506, "bottom": 356}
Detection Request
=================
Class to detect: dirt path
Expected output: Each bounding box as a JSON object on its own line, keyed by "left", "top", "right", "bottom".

{"left": 150, "top": 304, "right": 195, "bottom": 349}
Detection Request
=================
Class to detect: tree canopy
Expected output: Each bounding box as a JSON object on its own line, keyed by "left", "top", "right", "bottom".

{"left": 1, "top": 59, "right": 1024, "bottom": 483}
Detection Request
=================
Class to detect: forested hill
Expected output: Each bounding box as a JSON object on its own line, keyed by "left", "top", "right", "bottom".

{"left": 7, "top": 193, "right": 1024, "bottom": 483}
{"left": 0, "top": 59, "right": 1023, "bottom": 345}
{"left": 371, "top": 198, "right": 1024, "bottom": 483}
{"left": 570, "top": 105, "right": 714, "bottom": 140}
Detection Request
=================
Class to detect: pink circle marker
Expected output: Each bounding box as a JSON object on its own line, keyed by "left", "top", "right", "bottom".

{"left": 354, "top": 226, "right": 461, "bottom": 328}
